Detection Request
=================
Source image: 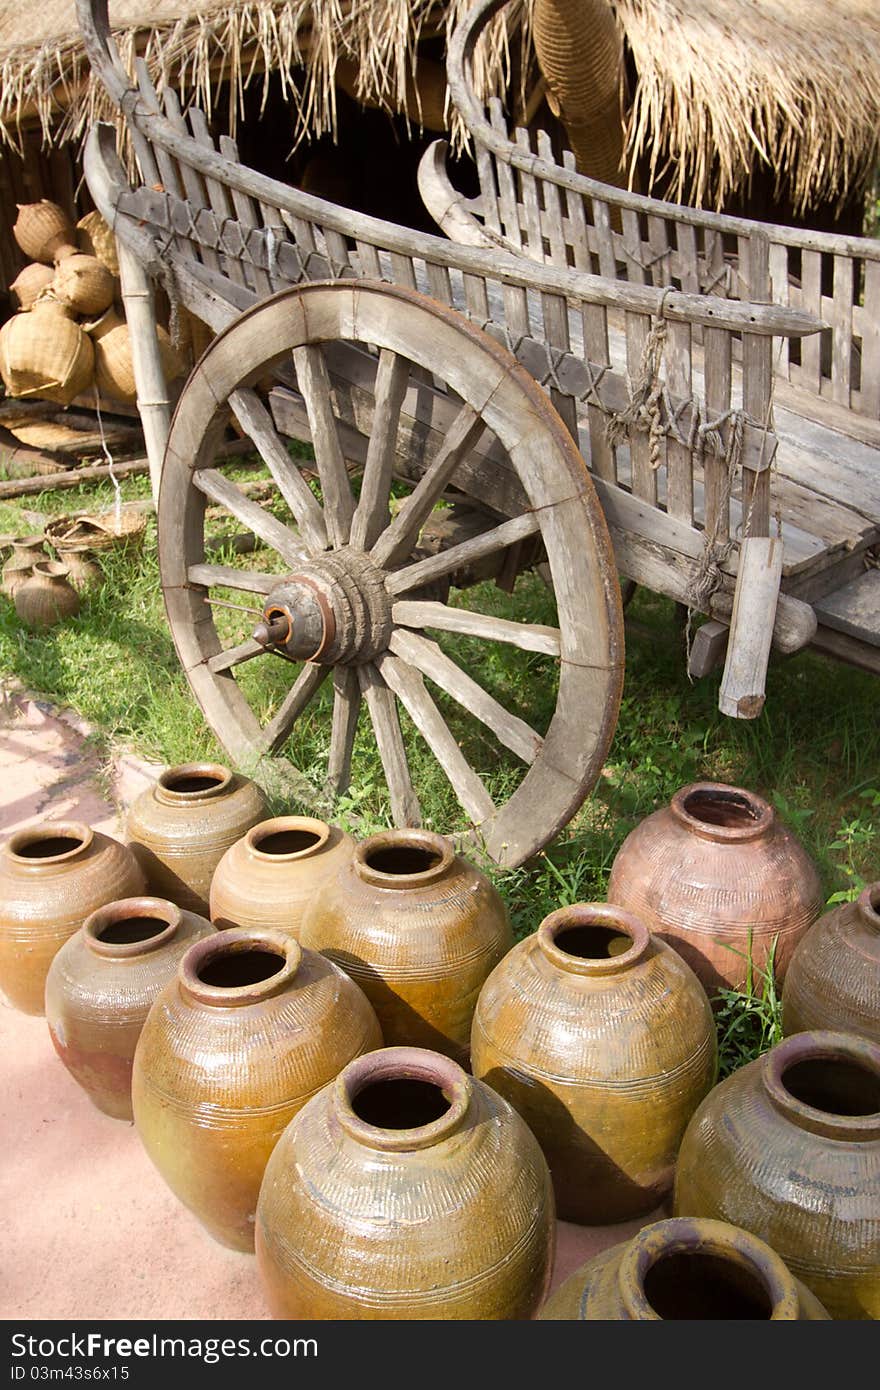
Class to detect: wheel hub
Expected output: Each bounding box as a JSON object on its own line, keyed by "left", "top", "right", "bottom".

{"left": 253, "top": 546, "right": 392, "bottom": 665}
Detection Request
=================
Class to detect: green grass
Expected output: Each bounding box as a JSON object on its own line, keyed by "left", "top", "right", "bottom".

{"left": 2, "top": 483, "right": 878, "bottom": 1070}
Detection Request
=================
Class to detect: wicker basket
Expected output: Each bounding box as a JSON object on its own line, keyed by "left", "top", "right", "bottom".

{"left": 53, "top": 254, "right": 116, "bottom": 317}
{"left": 76, "top": 211, "right": 120, "bottom": 277}
{"left": 13, "top": 201, "right": 77, "bottom": 265}
{"left": 9, "top": 263, "right": 54, "bottom": 310}
{"left": 0, "top": 299, "right": 95, "bottom": 406}
{"left": 45, "top": 509, "right": 147, "bottom": 556}
{"left": 88, "top": 307, "right": 184, "bottom": 404}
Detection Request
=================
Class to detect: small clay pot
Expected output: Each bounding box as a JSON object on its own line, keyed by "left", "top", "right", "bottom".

{"left": 132, "top": 927, "right": 382, "bottom": 1250}
{"left": 300, "top": 828, "right": 513, "bottom": 1063}
{"left": 782, "top": 882, "right": 880, "bottom": 1044}
{"left": 45, "top": 896, "right": 215, "bottom": 1120}
{"left": 607, "top": 782, "right": 823, "bottom": 994}
{"left": 256, "top": 1046, "right": 555, "bottom": 1319}
{"left": 210, "top": 816, "right": 354, "bottom": 936}
{"left": 53, "top": 547, "right": 102, "bottom": 593}
{"left": 2, "top": 535, "right": 45, "bottom": 598}
{"left": 674, "top": 1030, "right": 880, "bottom": 1319}
{"left": 14, "top": 560, "right": 80, "bottom": 629}
{"left": 540, "top": 1217, "right": 829, "bottom": 1319}
{"left": 125, "top": 763, "right": 268, "bottom": 915}
{"left": 0, "top": 822, "right": 146, "bottom": 1015}
{"left": 472, "top": 903, "right": 717, "bottom": 1223}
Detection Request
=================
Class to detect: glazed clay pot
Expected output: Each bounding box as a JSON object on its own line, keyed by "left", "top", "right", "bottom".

{"left": 256, "top": 1046, "right": 555, "bottom": 1319}
{"left": 45, "top": 897, "right": 215, "bottom": 1120}
{"left": 300, "top": 829, "right": 513, "bottom": 1063}
{"left": 125, "top": 763, "right": 268, "bottom": 915}
{"left": 132, "top": 928, "right": 382, "bottom": 1251}
{"left": 210, "top": 816, "right": 354, "bottom": 936}
{"left": 782, "top": 882, "right": 880, "bottom": 1044}
{"left": 607, "top": 782, "right": 822, "bottom": 994}
{"left": 540, "top": 1217, "right": 829, "bottom": 1320}
{"left": 0, "top": 822, "right": 145, "bottom": 1016}
{"left": 674, "top": 1031, "right": 880, "bottom": 1319}
{"left": 14, "top": 560, "right": 80, "bottom": 629}
{"left": 471, "top": 903, "right": 717, "bottom": 1223}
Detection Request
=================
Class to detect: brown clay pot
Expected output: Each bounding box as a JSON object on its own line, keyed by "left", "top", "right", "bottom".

{"left": 674, "top": 1030, "right": 880, "bottom": 1319}
{"left": 125, "top": 763, "right": 268, "bottom": 915}
{"left": 300, "top": 828, "right": 513, "bottom": 1063}
{"left": 607, "top": 782, "right": 823, "bottom": 995}
{"left": 53, "top": 547, "right": 102, "bottom": 593}
{"left": 132, "top": 927, "right": 382, "bottom": 1251}
{"left": 0, "top": 822, "right": 146, "bottom": 1016}
{"left": 782, "top": 882, "right": 880, "bottom": 1044}
{"left": 45, "top": 897, "right": 215, "bottom": 1120}
{"left": 540, "top": 1216, "right": 829, "bottom": 1319}
{"left": 471, "top": 903, "right": 716, "bottom": 1223}
{"left": 2, "top": 535, "right": 45, "bottom": 598}
{"left": 209, "top": 816, "right": 354, "bottom": 936}
{"left": 14, "top": 560, "right": 80, "bottom": 629}
{"left": 256, "top": 1045, "right": 555, "bottom": 1319}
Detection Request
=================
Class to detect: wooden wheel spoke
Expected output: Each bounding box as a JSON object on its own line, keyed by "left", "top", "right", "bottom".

{"left": 228, "top": 387, "right": 328, "bottom": 552}
{"left": 256, "top": 661, "right": 330, "bottom": 756}
{"left": 207, "top": 637, "right": 268, "bottom": 673}
{"left": 385, "top": 511, "right": 541, "bottom": 595}
{"left": 391, "top": 599, "right": 562, "bottom": 656}
{"left": 188, "top": 563, "right": 277, "bottom": 595}
{"left": 389, "top": 628, "right": 542, "bottom": 765}
{"left": 193, "top": 468, "right": 308, "bottom": 567}
{"left": 292, "top": 344, "right": 355, "bottom": 547}
{"left": 350, "top": 349, "right": 411, "bottom": 551}
{"left": 370, "top": 403, "right": 484, "bottom": 568}
{"left": 376, "top": 652, "right": 494, "bottom": 827}
{"left": 327, "top": 667, "right": 361, "bottom": 794}
{"left": 357, "top": 664, "right": 421, "bottom": 827}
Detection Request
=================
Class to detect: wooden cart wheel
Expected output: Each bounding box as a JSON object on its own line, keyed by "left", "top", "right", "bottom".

{"left": 159, "top": 281, "right": 623, "bottom": 868}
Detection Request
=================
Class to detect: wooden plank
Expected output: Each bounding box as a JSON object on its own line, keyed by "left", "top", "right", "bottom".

{"left": 830, "top": 255, "right": 854, "bottom": 408}
{"left": 541, "top": 291, "right": 579, "bottom": 440}
{"left": 515, "top": 128, "right": 544, "bottom": 260}
{"left": 620, "top": 209, "right": 646, "bottom": 285}
{"left": 474, "top": 141, "right": 502, "bottom": 235}
{"left": 647, "top": 216, "right": 673, "bottom": 288}
{"left": 861, "top": 260, "right": 880, "bottom": 419}
{"left": 665, "top": 319, "right": 694, "bottom": 522}
{"left": 488, "top": 101, "right": 523, "bottom": 250}
{"left": 799, "top": 250, "right": 824, "bottom": 392}
{"left": 581, "top": 303, "right": 615, "bottom": 481}
{"left": 810, "top": 624, "right": 880, "bottom": 675}
{"left": 162, "top": 90, "right": 220, "bottom": 275}
{"left": 812, "top": 569, "right": 880, "bottom": 645}
{"left": 188, "top": 105, "right": 248, "bottom": 289}
{"left": 536, "top": 130, "right": 568, "bottom": 268}
{"left": 391, "top": 600, "right": 561, "bottom": 655}
{"left": 768, "top": 240, "right": 791, "bottom": 378}
{"left": 560, "top": 151, "right": 592, "bottom": 272}
{"left": 687, "top": 619, "right": 729, "bottom": 678}
{"left": 740, "top": 233, "right": 773, "bottom": 537}
{"left": 218, "top": 133, "right": 274, "bottom": 296}
{"left": 676, "top": 223, "right": 700, "bottom": 296}
{"left": 718, "top": 537, "right": 784, "bottom": 718}
{"left": 625, "top": 311, "right": 657, "bottom": 505}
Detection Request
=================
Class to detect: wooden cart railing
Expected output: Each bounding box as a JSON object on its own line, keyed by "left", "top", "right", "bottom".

{"left": 430, "top": 0, "right": 880, "bottom": 426}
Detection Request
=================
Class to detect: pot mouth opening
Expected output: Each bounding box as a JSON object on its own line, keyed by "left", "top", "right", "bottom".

{"left": 34, "top": 560, "right": 68, "bottom": 579}
{"left": 9, "top": 824, "right": 91, "bottom": 862}
{"left": 553, "top": 923, "right": 635, "bottom": 961}
{"left": 354, "top": 831, "right": 454, "bottom": 885}
{"left": 248, "top": 818, "right": 329, "bottom": 859}
{"left": 337, "top": 1047, "right": 470, "bottom": 1150}
{"left": 15, "top": 534, "right": 45, "bottom": 548}
{"left": 681, "top": 787, "right": 764, "bottom": 830}
{"left": 538, "top": 904, "right": 649, "bottom": 974}
{"left": 642, "top": 1249, "right": 773, "bottom": 1320}
{"left": 780, "top": 1056, "right": 880, "bottom": 1118}
{"left": 196, "top": 945, "right": 286, "bottom": 989}
{"left": 859, "top": 882, "right": 880, "bottom": 926}
{"left": 158, "top": 763, "right": 232, "bottom": 797}
{"left": 351, "top": 1077, "right": 451, "bottom": 1130}
{"left": 363, "top": 844, "right": 443, "bottom": 876}
{"left": 97, "top": 915, "right": 169, "bottom": 946}
{"left": 14, "top": 833, "right": 84, "bottom": 859}
{"left": 85, "top": 897, "right": 181, "bottom": 956}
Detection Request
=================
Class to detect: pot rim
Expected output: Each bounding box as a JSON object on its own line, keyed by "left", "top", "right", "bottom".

{"left": 32, "top": 559, "right": 70, "bottom": 580}
{"left": 83, "top": 896, "right": 184, "bottom": 958}
{"left": 178, "top": 926, "right": 299, "bottom": 1007}
{"left": 617, "top": 1217, "right": 801, "bottom": 1321}
{"left": 537, "top": 902, "right": 651, "bottom": 976}
{"left": 10, "top": 534, "right": 45, "bottom": 550}
{"left": 5, "top": 820, "right": 94, "bottom": 866}
{"left": 155, "top": 762, "right": 233, "bottom": 805}
{"left": 244, "top": 816, "right": 332, "bottom": 862}
{"left": 857, "top": 882, "right": 880, "bottom": 935}
{"left": 353, "top": 829, "right": 455, "bottom": 889}
{"left": 669, "top": 782, "right": 774, "bottom": 844}
{"left": 762, "top": 1030, "right": 880, "bottom": 1141}
{"left": 334, "top": 1046, "right": 471, "bottom": 1152}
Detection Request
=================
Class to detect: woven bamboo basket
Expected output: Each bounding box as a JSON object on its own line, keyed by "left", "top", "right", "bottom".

{"left": 76, "top": 211, "right": 120, "bottom": 277}
{"left": 13, "top": 202, "right": 78, "bottom": 265}
{"left": 53, "top": 254, "right": 116, "bottom": 317}
{"left": 45, "top": 509, "right": 146, "bottom": 557}
{"left": 0, "top": 299, "right": 95, "bottom": 406}
{"left": 88, "top": 307, "right": 184, "bottom": 404}
{"left": 9, "top": 263, "right": 54, "bottom": 310}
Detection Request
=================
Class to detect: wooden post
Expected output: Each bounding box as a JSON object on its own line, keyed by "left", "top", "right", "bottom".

{"left": 116, "top": 241, "right": 172, "bottom": 505}
{"left": 718, "top": 536, "right": 784, "bottom": 719}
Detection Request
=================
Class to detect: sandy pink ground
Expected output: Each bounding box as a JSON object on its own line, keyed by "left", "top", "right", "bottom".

{"left": 0, "top": 688, "right": 666, "bottom": 1320}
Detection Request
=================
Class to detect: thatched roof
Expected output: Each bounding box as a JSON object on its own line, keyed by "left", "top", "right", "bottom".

{"left": 618, "top": 0, "right": 880, "bottom": 211}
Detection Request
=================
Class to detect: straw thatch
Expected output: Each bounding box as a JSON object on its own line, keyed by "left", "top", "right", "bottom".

{"left": 617, "top": 0, "right": 880, "bottom": 211}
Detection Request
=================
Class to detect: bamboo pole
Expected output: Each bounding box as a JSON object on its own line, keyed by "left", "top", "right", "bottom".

{"left": 116, "top": 240, "right": 172, "bottom": 505}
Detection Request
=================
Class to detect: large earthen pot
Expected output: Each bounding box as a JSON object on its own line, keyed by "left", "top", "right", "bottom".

{"left": 0, "top": 822, "right": 145, "bottom": 1016}
{"left": 540, "top": 1216, "right": 829, "bottom": 1319}
{"left": 14, "top": 560, "right": 79, "bottom": 629}
{"left": 300, "top": 829, "right": 512, "bottom": 1063}
{"left": 210, "top": 816, "right": 354, "bottom": 936}
{"left": 782, "top": 882, "right": 880, "bottom": 1044}
{"left": 471, "top": 903, "right": 716, "bottom": 1223}
{"left": 125, "top": 763, "right": 268, "bottom": 915}
{"left": 45, "top": 897, "right": 215, "bottom": 1120}
{"left": 607, "top": 782, "right": 822, "bottom": 995}
{"left": 256, "top": 1046, "right": 555, "bottom": 1319}
{"left": 132, "top": 927, "right": 382, "bottom": 1251}
{"left": 674, "top": 1031, "right": 880, "bottom": 1319}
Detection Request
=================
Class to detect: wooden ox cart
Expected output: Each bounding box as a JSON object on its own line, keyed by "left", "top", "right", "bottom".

{"left": 76, "top": 0, "right": 870, "bottom": 869}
